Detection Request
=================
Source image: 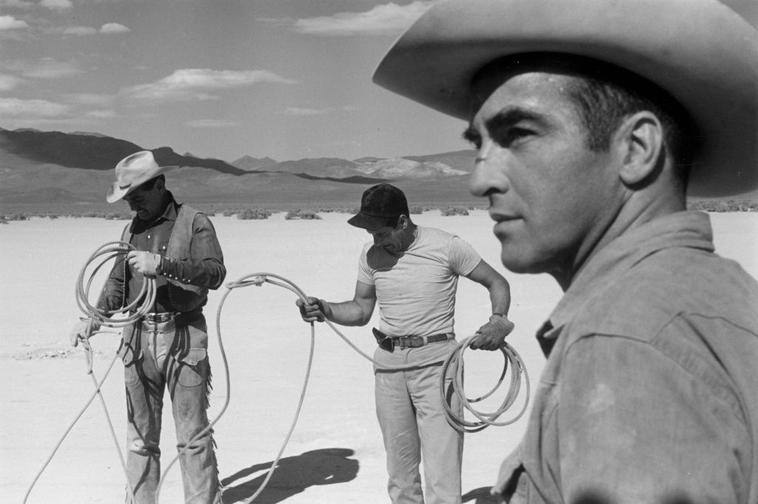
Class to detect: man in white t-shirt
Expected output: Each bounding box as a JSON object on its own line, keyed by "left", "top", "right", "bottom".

{"left": 297, "top": 183, "right": 514, "bottom": 504}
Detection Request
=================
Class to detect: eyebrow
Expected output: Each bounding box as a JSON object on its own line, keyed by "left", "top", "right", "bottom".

{"left": 462, "top": 107, "right": 546, "bottom": 144}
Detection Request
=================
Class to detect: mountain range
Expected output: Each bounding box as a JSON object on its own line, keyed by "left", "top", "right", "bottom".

{"left": 0, "top": 127, "right": 481, "bottom": 213}
{"left": 1, "top": 127, "right": 755, "bottom": 216}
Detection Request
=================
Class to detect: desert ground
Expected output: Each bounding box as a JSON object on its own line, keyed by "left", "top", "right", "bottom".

{"left": 1, "top": 210, "right": 756, "bottom": 504}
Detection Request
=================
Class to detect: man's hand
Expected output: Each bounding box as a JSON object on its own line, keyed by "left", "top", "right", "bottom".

{"left": 69, "top": 318, "right": 100, "bottom": 347}
{"left": 296, "top": 296, "right": 331, "bottom": 323}
{"left": 470, "top": 314, "right": 515, "bottom": 350}
{"left": 127, "top": 251, "right": 161, "bottom": 276}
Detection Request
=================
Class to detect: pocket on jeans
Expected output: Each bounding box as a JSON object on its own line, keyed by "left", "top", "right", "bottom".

{"left": 121, "top": 348, "right": 143, "bottom": 385}
{"left": 177, "top": 348, "right": 208, "bottom": 387}
{"left": 118, "top": 338, "right": 143, "bottom": 384}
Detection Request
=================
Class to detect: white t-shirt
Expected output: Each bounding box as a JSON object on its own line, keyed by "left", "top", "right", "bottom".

{"left": 357, "top": 226, "right": 482, "bottom": 337}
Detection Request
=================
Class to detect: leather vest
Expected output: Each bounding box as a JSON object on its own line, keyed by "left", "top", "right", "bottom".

{"left": 121, "top": 204, "right": 207, "bottom": 312}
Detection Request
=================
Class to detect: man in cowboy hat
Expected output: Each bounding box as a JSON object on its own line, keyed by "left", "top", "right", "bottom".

{"left": 297, "top": 183, "right": 515, "bottom": 504}
{"left": 373, "top": 0, "right": 758, "bottom": 502}
{"left": 70, "top": 150, "right": 226, "bottom": 503}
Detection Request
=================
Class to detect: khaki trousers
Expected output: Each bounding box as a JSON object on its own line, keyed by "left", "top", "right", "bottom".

{"left": 373, "top": 339, "right": 463, "bottom": 504}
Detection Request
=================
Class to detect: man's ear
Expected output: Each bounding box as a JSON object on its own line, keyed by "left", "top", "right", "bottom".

{"left": 397, "top": 214, "right": 409, "bottom": 230}
{"left": 616, "top": 111, "right": 664, "bottom": 187}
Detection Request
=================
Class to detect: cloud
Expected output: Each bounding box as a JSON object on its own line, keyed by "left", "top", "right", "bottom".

{"left": 186, "top": 119, "right": 239, "bottom": 128}
{"left": 63, "top": 25, "right": 97, "bottom": 36}
{"left": 292, "top": 1, "right": 433, "bottom": 36}
{"left": 40, "top": 0, "right": 72, "bottom": 10}
{"left": 100, "top": 22, "right": 129, "bottom": 33}
{"left": 85, "top": 109, "right": 116, "bottom": 119}
{"left": 15, "top": 58, "right": 81, "bottom": 79}
{"left": 283, "top": 106, "right": 331, "bottom": 116}
{"left": 0, "top": 97, "right": 70, "bottom": 118}
{"left": 124, "top": 68, "right": 296, "bottom": 102}
{"left": 64, "top": 92, "right": 114, "bottom": 106}
{"left": 0, "top": 73, "right": 23, "bottom": 91}
{"left": 0, "top": 15, "right": 29, "bottom": 30}
{"left": 0, "top": 0, "right": 34, "bottom": 8}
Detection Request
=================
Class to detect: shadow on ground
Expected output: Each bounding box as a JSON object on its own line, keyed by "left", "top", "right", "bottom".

{"left": 220, "top": 447, "right": 359, "bottom": 503}
{"left": 463, "top": 486, "right": 502, "bottom": 503}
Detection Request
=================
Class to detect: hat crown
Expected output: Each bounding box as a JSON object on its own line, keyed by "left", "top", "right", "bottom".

{"left": 106, "top": 150, "right": 168, "bottom": 203}
{"left": 359, "top": 183, "right": 408, "bottom": 218}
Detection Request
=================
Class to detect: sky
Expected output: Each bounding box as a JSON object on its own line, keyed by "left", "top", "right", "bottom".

{"left": 1, "top": 0, "right": 757, "bottom": 163}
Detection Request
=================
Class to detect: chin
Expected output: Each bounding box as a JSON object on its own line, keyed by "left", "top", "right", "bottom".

{"left": 499, "top": 247, "right": 544, "bottom": 274}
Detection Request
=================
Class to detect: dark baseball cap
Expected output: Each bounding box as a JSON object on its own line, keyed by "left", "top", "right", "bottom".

{"left": 348, "top": 183, "right": 409, "bottom": 230}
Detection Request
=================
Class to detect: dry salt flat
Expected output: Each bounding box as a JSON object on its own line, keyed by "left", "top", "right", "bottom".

{"left": 1, "top": 210, "right": 756, "bottom": 504}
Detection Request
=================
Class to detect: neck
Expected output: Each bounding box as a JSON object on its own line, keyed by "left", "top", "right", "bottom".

{"left": 550, "top": 186, "right": 685, "bottom": 291}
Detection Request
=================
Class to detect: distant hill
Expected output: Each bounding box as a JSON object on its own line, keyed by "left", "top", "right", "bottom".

{"left": 232, "top": 155, "right": 278, "bottom": 171}
{"left": 0, "top": 127, "right": 246, "bottom": 175}
{"left": 0, "top": 127, "right": 142, "bottom": 171}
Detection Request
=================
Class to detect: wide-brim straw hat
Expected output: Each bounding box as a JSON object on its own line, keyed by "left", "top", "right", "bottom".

{"left": 372, "top": 0, "right": 758, "bottom": 196}
{"left": 106, "top": 150, "right": 175, "bottom": 203}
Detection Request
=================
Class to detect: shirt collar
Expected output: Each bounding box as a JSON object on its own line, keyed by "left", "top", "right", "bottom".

{"left": 539, "top": 211, "right": 714, "bottom": 348}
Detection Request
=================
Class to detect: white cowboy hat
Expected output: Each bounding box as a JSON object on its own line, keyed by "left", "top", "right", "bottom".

{"left": 372, "top": 0, "right": 758, "bottom": 196}
{"left": 106, "top": 150, "right": 175, "bottom": 203}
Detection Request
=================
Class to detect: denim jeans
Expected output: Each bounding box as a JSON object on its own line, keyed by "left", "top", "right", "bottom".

{"left": 120, "top": 312, "right": 220, "bottom": 504}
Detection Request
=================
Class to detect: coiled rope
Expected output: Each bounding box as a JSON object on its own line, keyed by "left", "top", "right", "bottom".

{"left": 441, "top": 335, "right": 530, "bottom": 432}
{"left": 75, "top": 241, "right": 156, "bottom": 327}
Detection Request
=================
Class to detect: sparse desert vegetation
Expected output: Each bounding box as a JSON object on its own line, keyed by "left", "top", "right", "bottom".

{"left": 441, "top": 207, "right": 470, "bottom": 216}
{"left": 236, "top": 208, "right": 272, "bottom": 220}
{"left": 285, "top": 209, "right": 322, "bottom": 220}
{"left": 687, "top": 199, "right": 758, "bottom": 212}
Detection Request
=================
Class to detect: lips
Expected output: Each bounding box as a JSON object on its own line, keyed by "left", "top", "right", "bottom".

{"left": 488, "top": 209, "right": 520, "bottom": 223}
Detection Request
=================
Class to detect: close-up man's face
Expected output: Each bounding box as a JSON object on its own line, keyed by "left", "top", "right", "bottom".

{"left": 124, "top": 178, "right": 164, "bottom": 222}
{"left": 466, "top": 70, "right": 622, "bottom": 276}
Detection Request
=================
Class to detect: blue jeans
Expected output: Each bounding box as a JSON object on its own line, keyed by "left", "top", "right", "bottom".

{"left": 120, "top": 312, "right": 220, "bottom": 504}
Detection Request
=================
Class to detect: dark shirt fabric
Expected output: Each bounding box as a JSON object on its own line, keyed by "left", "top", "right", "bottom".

{"left": 501, "top": 211, "right": 758, "bottom": 504}
{"left": 98, "top": 192, "right": 225, "bottom": 313}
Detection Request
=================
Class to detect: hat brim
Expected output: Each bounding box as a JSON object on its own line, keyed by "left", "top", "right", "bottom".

{"left": 372, "top": 0, "right": 758, "bottom": 196}
{"left": 347, "top": 212, "right": 393, "bottom": 230}
{"left": 105, "top": 165, "right": 175, "bottom": 203}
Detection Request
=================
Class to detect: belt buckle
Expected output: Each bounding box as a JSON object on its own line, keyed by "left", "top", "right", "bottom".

{"left": 144, "top": 312, "right": 174, "bottom": 323}
{"left": 372, "top": 328, "right": 395, "bottom": 352}
{"left": 407, "top": 336, "right": 424, "bottom": 348}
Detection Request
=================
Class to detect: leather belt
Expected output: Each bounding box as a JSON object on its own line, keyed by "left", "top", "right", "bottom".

{"left": 373, "top": 328, "right": 454, "bottom": 352}
{"left": 142, "top": 312, "right": 178, "bottom": 323}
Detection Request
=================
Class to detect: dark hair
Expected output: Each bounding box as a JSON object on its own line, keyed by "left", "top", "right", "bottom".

{"left": 473, "top": 53, "right": 697, "bottom": 188}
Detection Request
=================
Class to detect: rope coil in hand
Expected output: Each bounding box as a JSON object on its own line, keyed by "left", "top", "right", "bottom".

{"left": 441, "top": 335, "right": 530, "bottom": 433}
{"left": 75, "top": 241, "right": 156, "bottom": 326}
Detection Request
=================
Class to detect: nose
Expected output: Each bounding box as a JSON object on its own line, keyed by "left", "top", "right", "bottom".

{"left": 469, "top": 145, "right": 509, "bottom": 197}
